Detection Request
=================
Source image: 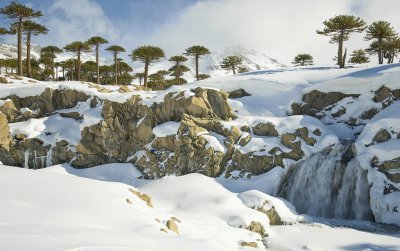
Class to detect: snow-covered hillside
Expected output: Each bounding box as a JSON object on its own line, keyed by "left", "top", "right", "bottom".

{"left": 1, "top": 63, "right": 400, "bottom": 250}
{"left": 134, "top": 45, "right": 286, "bottom": 83}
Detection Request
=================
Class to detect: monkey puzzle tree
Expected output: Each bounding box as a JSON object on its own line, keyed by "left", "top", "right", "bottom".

{"left": 169, "top": 55, "right": 188, "bottom": 85}
{"left": 41, "top": 46, "right": 63, "bottom": 80}
{"left": 292, "top": 53, "right": 314, "bottom": 66}
{"left": 185, "top": 45, "right": 210, "bottom": 81}
{"left": 348, "top": 49, "right": 370, "bottom": 64}
{"left": 105, "top": 45, "right": 125, "bottom": 85}
{"left": 133, "top": 72, "right": 145, "bottom": 86}
{"left": 87, "top": 36, "right": 108, "bottom": 84}
{"left": 317, "top": 15, "right": 366, "bottom": 68}
{"left": 220, "top": 56, "right": 243, "bottom": 74}
{"left": 16, "top": 20, "right": 48, "bottom": 78}
{"left": 130, "top": 45, "right": 165, "bottom": 87}
{"left": 364, "top": 21, "right": 397, "bottom": 64}
{"left": 64, "top": 41, "right": 91, "bottom": 81}
{"left": 0, "top": 1, "right": 43, "bottom": 75}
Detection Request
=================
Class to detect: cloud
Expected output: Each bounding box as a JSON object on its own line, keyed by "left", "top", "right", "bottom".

{"left": 145, "top": 0, "right": 400, "bottom": 65}
{"left": 37, "top": 0, "right": 121, "bottom": 47}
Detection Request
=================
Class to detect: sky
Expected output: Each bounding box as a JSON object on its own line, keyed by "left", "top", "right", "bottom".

{"left": 1, "top": 0, "right": 400, "bottom": 65}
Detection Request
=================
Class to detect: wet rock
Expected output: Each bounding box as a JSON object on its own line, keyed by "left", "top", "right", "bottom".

{"left": 296, "top": 127, "right": 316, "bottom": 146}
{"left": 59, "top": 112, "right": 82, "bottom": 120}
{"left": 312, "top": 128, "right": 321, "bottom": 136}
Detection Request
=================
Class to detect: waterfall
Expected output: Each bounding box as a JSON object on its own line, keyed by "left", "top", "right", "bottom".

{"left": 278, "top": 143, "right": 374, "bottom": 221}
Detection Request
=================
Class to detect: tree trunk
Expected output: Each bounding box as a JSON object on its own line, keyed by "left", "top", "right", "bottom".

{"left": 17, "top": 17, "right": 23, "bottom": 76}
{"left": 378, "top": 38, "right": 383, "bottom": 64}
{"left": 139, "top": 77, "right": 142, "bottom": 86}
{"left": 338, "top": 32, "right": 344, "bottom": 68}
{"left": 26, "top": 32, "right": 32, "bottom": 78}
{"left": 96, "top": 45, "right": 100, "bottom": 84}
{"left": 176, "top": 62, "right": 180, "bottom": 85}
{"left": 62, "top": 67, "right": 65, "bottom": 79}
{"left": 195, "top": 55, "right": 199, "bottom": 81}
{"left": 114, "top": 53, "right": 118, "bottom": 85}
{"left": 77, "top": 51, "right": 81, "bottom": 81}
{"left": 232, "top": 65, "right": 236, "bottom": 74}
{"left": 144, "top": 62, "right": 149, "bottom": 87}
{"left": 342, "top": 48, "right": 347, "bottom": 68}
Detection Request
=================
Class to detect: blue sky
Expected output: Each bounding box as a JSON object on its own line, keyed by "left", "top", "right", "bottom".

{"left": 1, "top": 0, "right": 399, "bottom": 65}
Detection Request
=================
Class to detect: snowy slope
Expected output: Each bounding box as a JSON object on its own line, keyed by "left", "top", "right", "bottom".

{"left": 1, "top": 164, "right": 399, "bottom": 251}
{"left": 132, "top": 45, "right": 286, "bottom": 84}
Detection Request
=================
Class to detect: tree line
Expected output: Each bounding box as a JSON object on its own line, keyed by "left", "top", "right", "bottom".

{"left": 292, "top": 15, "right": 400, "bottom": 67}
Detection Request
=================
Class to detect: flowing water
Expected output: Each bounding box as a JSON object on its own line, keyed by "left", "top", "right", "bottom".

{"left": 279, "top": 142, "right": 374, "bottom": 221}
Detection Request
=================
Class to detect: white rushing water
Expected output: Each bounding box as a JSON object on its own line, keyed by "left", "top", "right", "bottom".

{"left": 279, "top": 143, "right": 374, "bottom": 220}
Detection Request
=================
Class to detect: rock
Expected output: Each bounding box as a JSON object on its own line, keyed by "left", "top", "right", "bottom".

{"left": 229, "top": 151, "right": 275, "bottom": 175}
{"left": 59, "top": 112, "right": 82, "bottom": 120}
{"left": 379, "top": 157, "right": 400, "bottom": 172}
{"left": 393, "top": 89, "right": 400, "bottom": 99}
{"left": 280, "top": 133, "right": 297, "bottom": 148}
{"left": 361, "top": 108, "right": 380, "bottom": 120}
{"left": 14, "top": 133, "right": 27, "bottom": 141}
{"left": 0, "top": 99, "right": 21, "bottom": 122}
{"left": 228, "top": 88, "right": 251, "bottom": 98}
{"left": 296, "top": 127, "right": 316, "bottom": 146}
{"left": 128, "top": 188, "right": 153, "bottom": 207}
{"left": 171, "top": 216, "right": 181, "bottom": 223}
{"left": 264, "top": 207, "right": 283, "bottom": 225}
{"left": 240, "top": 242, "right": 257, "bottom": 248}
{"left": 282, "top": 141, "right": 304, "bottom": 161}
{"left": 240, "top": 125, "right": 251, "bottom": 132}
{"left": 230, "top": 126, "right": 242, "bottom": 142}
{"left": 372, "top": 129, "right": 392, "bottom": 144}
{"left": 166, "top": 219, "right": 179, "bottom": 234}
{"left": 0, "top": 76, "right": 10, "bottom": 84}
{"left": 118, "top": 86, "right": 131, "bottom": 93}
{"left": 239, "top": 134, "right": 251, "bottom": 146}
{"left": 247, "top": 221, "right": 267, "bottom": 237}
{"left": 126, "top": 198, "right": 132, "bottom": 204}
{"left": 160, "top": 228, "right": 168, "bottom": 233}
{"left": 312, "top": 128, "right": 321, "bottom": 136}
{"left": 252, "top": 122, "right": 279, "bottom": 137}
{"left": 373, "top": 86, "right": 392, "bottom": 102}
{"left": 0, "top": 112, "right": 11, "bottom": 151}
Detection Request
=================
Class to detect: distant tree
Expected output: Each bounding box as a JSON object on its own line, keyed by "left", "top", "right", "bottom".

{"left": 348, "top": 49, "right": 370, "bottom": 64}
{"left": 220, "top": 56, "right": 243, "bottom": 74}
{"left": 185, "top": 45, "right": 210, "bottom": 81}
{"left": 64, "top": 41, "right": 91, "bottom": 81}
{"left": 106, "top": 45, "right": 125, "bottom": 85}
{"left": 87, "top": 36, "right": 108, "bottom": 84}
{"left": 117, "top": 61, "right": 133, "bottom": 75}
{"left": 0, "top": 27, "right": 8, "bottom": 35}
{"left": 130, "top": 45, "right": 165, "bottom": 87}
{"left": 0, "top": 1, "right": 43, "bottom": 75}
{"left": 148, "top": 70, "right": 169, "bottom": 90}
{"left": 292, "top": 53, "right": 314, "bottom": 66}
{"left": 81, "top": 60, "right": 96, "bottom": 82}
{"left": 237, "top": 66, "right": 250, "bottom": 73}
{"left": 169, "top": 55, "right": 188, "bottom": 85}
{"left": 382, "top": 36, "right": 400, "bottom": 64}
{"left": 133, "top": 72, "right": 145, "bottom": 86}
{"left": 198, "top": 73, "right": 210, "bottom": 80}
{"left": 99, "top": 65, "right": 113, "bottom": 85}
{"left": 317, "top": 15, "right": 366, "bottom": 68}
{"left": 14, "top": 20, "right": 48, "bottom": 78}
{"left": 40, "top": 46, "right": 62, "bottom": 80}
{"left": 364, "top": 21, "right": 397, "bottom": 64}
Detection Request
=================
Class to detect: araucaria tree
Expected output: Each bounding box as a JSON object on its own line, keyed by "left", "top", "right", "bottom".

{"left": 364, "top": 21, "right": 397, "bottom": 64}
{"left": 317, "top": 15, "right": 366, "bottom": 68}
{"left": 168, "top": 55, "right": 188, "bottom": 85}
{"left": 348, "top": 49, "right": 370, "bottom": 64}
{"left": 87, "top": 36, "right": 108, "bottom": 84}
{"left": 130, "top": 45, "right": 165, "bottom": 87}
{"left": 20, "top": 20, "right": 48, "bottom": 78}
{"left": 292, "top": 53, "right": 314, "bottom": 66}
{"left": 220, "top": 56, "right": 243, "bottom": 74}
{"left": 185, "top": 45, "right": 210, "bottom": 81}
{"left": 41, "top": 46, "right": 63, "bottom": 80}
{"left": 106, "top": 45, "right": 125, "bottom": 85}
{"left": 64, "top": 41, "right": 91, "bottom": 81}
{"left": 0, "top": 1, "right": 43, "bottom": 76}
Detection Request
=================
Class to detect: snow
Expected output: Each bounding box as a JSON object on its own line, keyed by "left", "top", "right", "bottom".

{"left": 153, "top": 121, "right": 180, "bottom": 137}
{"left": 1, "top": 164, "right": 399, "bottom": 251}
{"left": 202, "top": 133, "right": 227, "bottom": 152}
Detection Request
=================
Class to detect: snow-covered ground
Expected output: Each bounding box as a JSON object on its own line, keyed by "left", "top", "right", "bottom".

{"left": 1, "top": 63, "right": 400, "bottom": 250}
{"left": 1, "top": 164, "right": 399, "bottom": 251}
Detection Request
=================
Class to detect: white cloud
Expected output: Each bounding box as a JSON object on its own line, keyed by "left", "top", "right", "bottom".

{"left": 38, "top": 0, "right": 121, "bottom": 47}
{"left": 145, "top": 0, "right": 400, "bottom": 65}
